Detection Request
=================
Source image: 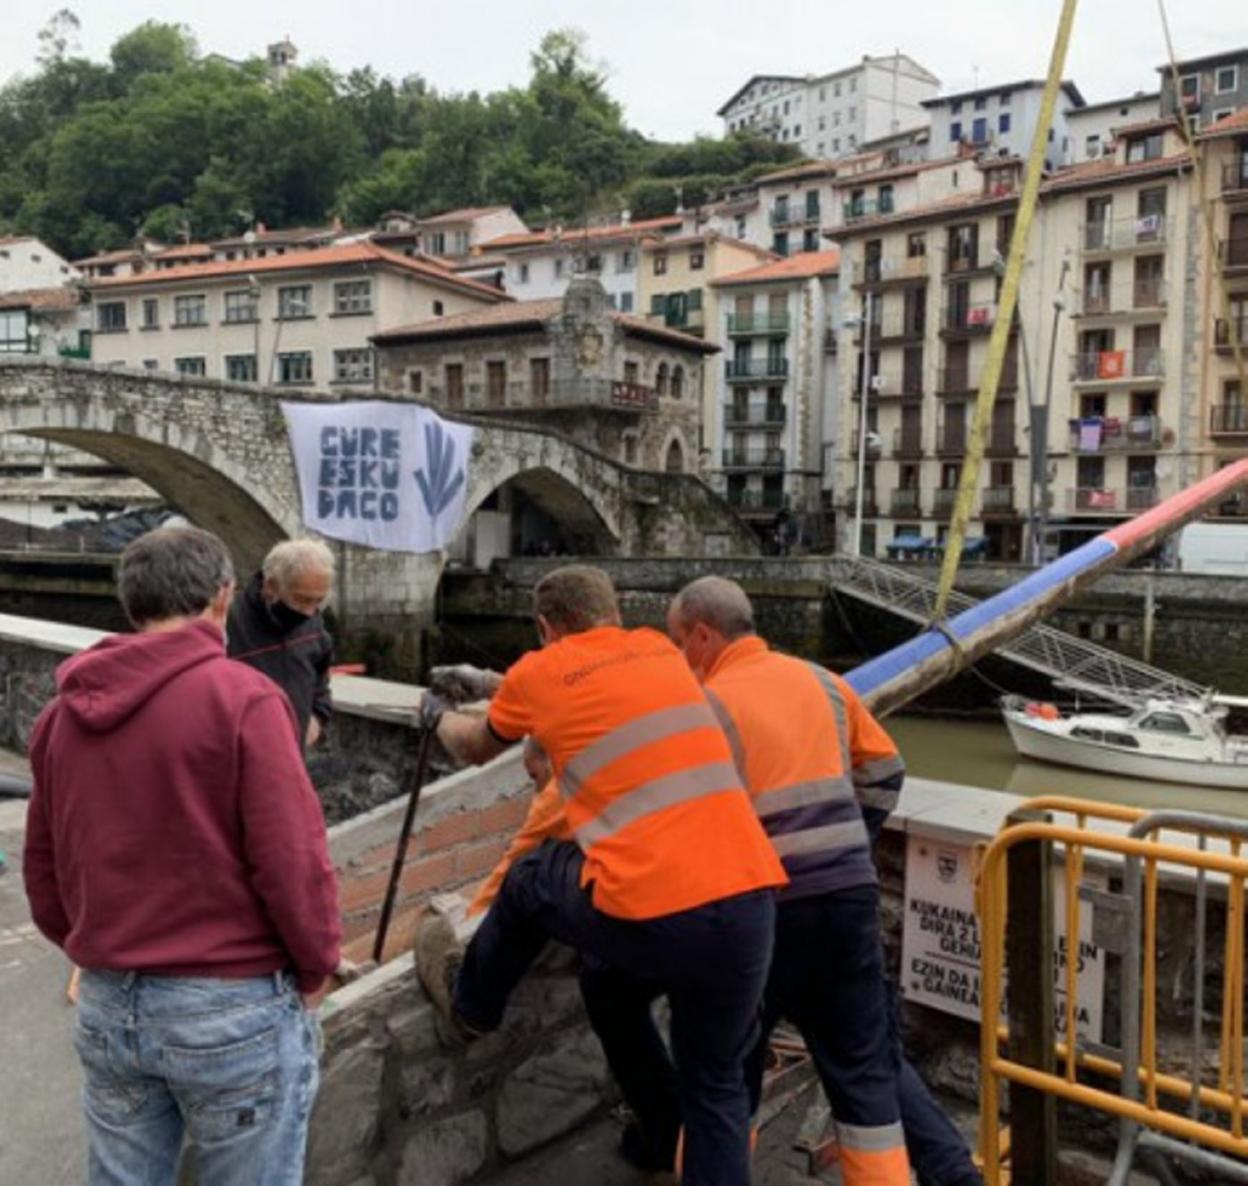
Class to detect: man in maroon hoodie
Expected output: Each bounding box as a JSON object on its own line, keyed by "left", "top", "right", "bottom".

{"left": 23, "top": 526, "right": 342, "bottom": 1186}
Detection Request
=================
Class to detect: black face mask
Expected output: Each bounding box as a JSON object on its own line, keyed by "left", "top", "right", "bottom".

{"left": 271, "top": 600, "right": 313, "bottom": 632}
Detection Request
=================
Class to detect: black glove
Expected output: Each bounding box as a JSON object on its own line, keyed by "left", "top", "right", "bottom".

{"left": 418, "top": 691, "right": 450, "bottom": 734}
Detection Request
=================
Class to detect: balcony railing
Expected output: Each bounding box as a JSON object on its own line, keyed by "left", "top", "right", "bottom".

{"left": 1127, "top": 484, "right": 1160, "bottom": 511}
{"left": 721, "top": 448, "right": 786, "bottom": 470}
{"left": 1069, "top": 414, "right": 1162, "bottom": 451}
{"left": 1081, "top": 216, "right": 1171, "bottom": 252}
{"left": 1222, "top": 159, "right": 1248, "bottom": 196}
{"left": 943, "top": 302, "right": 1000, "bottom": 333}
{"left": 982, "top": 485, "right": 1016, "bottom": 513}
{"left": 1070, "top": 349, "right": 1165, "bottom": 382}
{"left": 892, "top": 426, "right": 924, "bottom": 458}
{"left": 727, "top": 312, "right": 791, "bottom": 335}
{"left": 478, "top": 377, "right": 657, "bottom": 412}
{"left": 726, "top": 488, "right": 789, "bottom": 511}
{"left": 723, "top": 402, "right": 787, "bottom": 428}
{"left": 843, "top": 196, "right": 896, "bottom": 223}
{"left": 1210, "top": 404, "right": 1248, "bottom": 435}
{"left": 823, "top": 326, "right": 839, "bottom": 353}
{"left": 890, "top": 487, "right": 922, "bottom": 516}
{"left": 1079, "top": 280, "right": 1168, "bottom": 315}
{"left": 851, "top": 255, "right": 930, "bottom": 284}
{"left": 770, "top": 205, "right": 819, "bottom": 228}
{"left": 862, "top": 312, "right": 926, "bottom": 340}
{"left": 936, "top": 422, "right": 966, "bottom": 455}
{"left": 986, "top": 426, "right": 1017, "bottom": 456}
{"left": 1069, "top": 487, "right": 1120, "bottom": 511}
{"left": 1222, "top": 237, "right": 1248, "bottom": 270}
{"left": 852, "top": 433, "right": 883, "bottom": 459}
{"left": 933, "top": 488, "right": 959, "bottom": 515}
{"left": 844, "top": 486, "right": 879, "bottom": 516}
{"left": 725, "top": 358, "right": 790, "bottom": 381}
{"left": 1215, "top": 316, "right": 1248, "bottom": 351}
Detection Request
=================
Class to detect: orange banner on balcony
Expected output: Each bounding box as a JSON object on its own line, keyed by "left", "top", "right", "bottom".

{"left": 1097, "top": 350, "right": 1126, "bottom": 380}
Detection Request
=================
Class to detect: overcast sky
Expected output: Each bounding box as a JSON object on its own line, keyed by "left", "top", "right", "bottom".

{"left": 2, "top": 1, "right": 1242, "bottom": 141}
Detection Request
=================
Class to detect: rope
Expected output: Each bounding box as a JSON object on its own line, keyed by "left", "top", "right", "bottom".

{"left": 932, "top": 0, "right": 1081, "bottom": 619}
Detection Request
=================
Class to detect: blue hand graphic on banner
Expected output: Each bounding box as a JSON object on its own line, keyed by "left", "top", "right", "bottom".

{"left": 413, "top": 419, "right": 466, "bottom": 519}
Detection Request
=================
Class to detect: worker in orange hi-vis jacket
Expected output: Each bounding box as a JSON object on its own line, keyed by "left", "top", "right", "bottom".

{"left": 413, "top": 565, "right": 786, "bottom": 1186}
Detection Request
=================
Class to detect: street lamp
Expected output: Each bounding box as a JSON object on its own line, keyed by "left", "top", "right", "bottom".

{"left": 845, "top": 291, "right": 877, "bottom": 557}
{"left": 1032, "top": 257, "right": 1071, "bottom": 564}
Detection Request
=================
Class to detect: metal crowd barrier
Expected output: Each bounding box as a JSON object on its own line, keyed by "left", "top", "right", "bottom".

{"left": 977, "top": 796, "right": 1248, "bottom": 1185}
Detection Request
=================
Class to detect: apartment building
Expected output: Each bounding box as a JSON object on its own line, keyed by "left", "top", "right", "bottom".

{"left": 718, "top": 55, "right": 940, "bottom": 160}
{"left": 84, "top": 241, "right": 508, "bottom": 391}
{"left": 831, "top": 118, "right": 1197, "bottom": 560}
{"left": 638, "top": 232, "right": 777, "bottom": 453}
{"left": 485, "top": 216, "right": 685, "bottom": 312}
{"left": 709, "top": 250, "right": 841, "bottom": 543}
{"left": 752, "top": 162, "right": 838, "bottom": 257}
{"left": 0, "top": 236, "right": 78, "bottom": 290}
{"left": 1067, "top": 92, "right": 1161, "bottom": 163}
{"left": 1194, "top": 109, "right": 1248, "bottom": 515}
{"left": 1160, "top": 47, "right": 1248, "bottom": 130}
{"left": 371, "top": 206, "right": 528, "bottom": 262}
{"left": 923, "top": 80, "right": 1086, "bottom": 171}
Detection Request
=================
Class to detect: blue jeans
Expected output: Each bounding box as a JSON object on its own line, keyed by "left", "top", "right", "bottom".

{"left": 455, "top": 839, "right": 775, "bottom": 1186}
{"left": 75, "top": 970, "right": 321, "bottom": 1186}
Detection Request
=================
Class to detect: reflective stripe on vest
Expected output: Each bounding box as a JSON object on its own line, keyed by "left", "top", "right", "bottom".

{"left": 836, "top": 1120, "right": 906, "bottom": 1152}
{"left": 755, "top": 775, "right": 856, "bottom": 819}
{"left": 771, "top": 816, "right": 869, "bottom": 858}
{"left": 805, "top": 662, "right": 853, "bottom": 772}
{"left": 704, "top": 688, "right": 747, "bottom": 779}
{"left": 558, "top": 702, "right": 718, "bottom": 800}
{"left": 853, "top": 754, "right": 906, "bottom": 787}
{"left": 857, "top": 783, "right": 901, "bottom": 812}
{"left": 573, "top": 761, "right": 742, "bottom": 847}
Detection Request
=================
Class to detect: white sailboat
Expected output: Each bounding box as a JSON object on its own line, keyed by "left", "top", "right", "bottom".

{"left": 1001, "top": 695, "right": 1248, "bottom": 789}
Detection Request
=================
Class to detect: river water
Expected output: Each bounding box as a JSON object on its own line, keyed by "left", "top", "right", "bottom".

{"left": 888, "top": 714, "right": 1248, "bottom": 821}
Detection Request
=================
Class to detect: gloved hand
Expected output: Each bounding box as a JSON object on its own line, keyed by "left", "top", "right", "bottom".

{"left": 419, "top": 690, "right": 450, "bottom": 735}
{"left": 428, "top": 664, "right": 502, "bottom": 704}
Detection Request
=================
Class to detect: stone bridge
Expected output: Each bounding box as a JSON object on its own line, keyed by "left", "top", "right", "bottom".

{"left": 0, "top": 358, "right": 754, "bottom": 673}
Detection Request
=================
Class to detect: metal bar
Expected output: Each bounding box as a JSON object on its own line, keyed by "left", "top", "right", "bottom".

{"left": 1137, "top": 1131, "right": 1248, "bottom": 1184}
{"left": 1064, "top": 838, "right": 1083, "bottom": 1081}
{"left": 1194, "top": 834, "right": 1208, "bottom": 1122}
{"left": 1143, "top": 855, "right": 1160, "bottom": 1111}
{"left": 1232, "top": 865, "right": 1245, "bottom": 1138}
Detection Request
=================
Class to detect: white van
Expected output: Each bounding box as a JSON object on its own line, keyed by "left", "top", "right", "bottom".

{"left": 1176, "top": 522, "right": 1248, "bottom": 575}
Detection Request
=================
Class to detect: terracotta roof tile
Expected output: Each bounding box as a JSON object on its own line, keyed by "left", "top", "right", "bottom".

{"left": 712, "top": 248, "right": 840, "bottom": 286}
{"left": 152, "top": 243, "right": 214, "bottom": 259}
{"left": 482, "top": 217, "right": 683, "bottom": 252}
{"left": 1040, "top": 151, "right": 1190, "bottom": 193}
{"left": 0, "top": 286, "right": 80, "bottom": 311}
{"left": 418, "top": 205, "right": 513, "bottom": 225}
{"left": 644, "top": 233, "right": 777, "bottom": 260}
{"left": 1198, "top": 107, "right": 1248, "bottom": 139}
{"left": 72, "top": 247, "right": 148, "bottom": 267}
{"left": 84, "top": 241, "right": 510, "bottom": 302}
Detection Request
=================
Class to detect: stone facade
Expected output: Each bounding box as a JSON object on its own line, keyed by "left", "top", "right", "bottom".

{"left": 372, "top": 278, "right": 706, "bottom": 476}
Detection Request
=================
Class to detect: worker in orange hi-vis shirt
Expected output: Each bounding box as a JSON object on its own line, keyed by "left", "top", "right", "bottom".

{"left": 414, "top": 565, "right": 786, "bottom": 1186}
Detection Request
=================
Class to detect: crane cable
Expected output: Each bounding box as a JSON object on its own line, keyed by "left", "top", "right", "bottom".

{"left": 932, "top": 0, "right": 1081, "bottom": 621}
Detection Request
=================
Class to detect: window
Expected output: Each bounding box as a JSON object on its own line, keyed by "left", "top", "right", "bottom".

{"left": 333, "top": 348, "right": 374, "bottom": 383}
{"left": 1212, "top": 108, "right": 1235, "bottom": 126}
{"left": 277, "top": 351, "right": 313, "bottom": 384}
{"left": 519, "top": 263, "right": 530, "bottom": 284}
{"left": 951, "top": 99, "right": 962, "bottom": 114}
{"left": 1180, "top": 74, "right": 1200, "bottom": 102}
{"left": 173, "top": 294, "right": 207, "bottom": 327}
{"left": 1086, "top": 133, "right": 1102, "bottom": 158}
{"left": 142, "top": 359, "right": 159, "bottom": 371}
{"left": 96, "top": 302, "right": 127, "bottom": 332}
{"left": 803, "top": 229, "right": 819, "bottom": 252}
{"left": 141, "top": 298, "right": 159, "bottom": 329}
{"left": 847, "top": 107, "right": 856, "bottom": 123}
{"left": 687, "top": 288, "right": 702, "bottom": 312}
{"left": 974, "top": 95, "right": 987, "bottom": 112}
{"left": 907, "top": 232, "right": 926, "bottom": 258}
{"left": 333, "top": 280, "right": 372, "bottom": 314}
{"left": 834, "top": 81, "right": 841, "bottom": 98}
{"left": 0, "top": 309, "right": 30, "bottom": 353}
{"left": 225, "top": 354, "right": 257, "bottom": 383}
{"left": 1126, "top": 133, "right": 1163, "bottom": 163}
{"left": 951, "top": 121, "right": 962, "bottom": 143}
{"left": 773, "top": 232, "right": 789, "bottom": 256}
{"left": 690, "top": 251, "right": 705, "bottom": 271}
{"left": 586, "top": 254, "right": 603, "bottom": 274}
{"left": 999, "top": 90, "right": 1012, "bottom": 107}
{"left": 849, "top": 76, "right": 857, "bottom": 93}
{"left": 554, "top": 258, "right": 565, "bottom": 279}
{"left": 487, "top": 360, "right": 507, "bottom": 408}
{"left": 174, "top": 356, "right": 206, "bottom": 376}
{"left": 433, "top": 300, "right": 445, "bottom": 316}
{"left": 620, "top": 292, "right": 634, "bottom": 313}
{"left": 530, "top": 357, "right": 550, "bottom": 402}
{"left": 972, "top": 117, "right": 988, "bottom": 144}
{"left": 832, "top": 137, "right": 840, "bottom": 153}
{"left": 224, "top": 289, "right": 258, "bottom": 323}
{"left": 793, "top": 124, "right": 801, "bottom": 137}
{"left": 277, "top": 285, "right": 312, "bottom": 319}
{"left": 1217, "top": 65, "right": 1239, "bottom": 94}
{"left": 998, "top": 112, "right": 1011, "bottom": 134}
{"left": 1140, "top": 712, "right": 1191, "bottom": 735}
{"left": 834, "top": 110, "right": 841, "bottom": 126}
{"left": 670, "top": 366, "right": 685, "bottom": 399}
{"left": 655, "top": 363, "right": 669, "bottom": 395}
{"left": 445, "top": 363, "right": 464, "bottom": 407}
{"left": 618, "top": 249, "right": 636, "bottom": 273}
{"left": 408, "top": 370, "right": 423, "bottom": 395}
{"left": 783, "top": 100, "right": 790, "bottom": 114}
{"left": 654, "top": 254, "right": 668, "bottom": 275}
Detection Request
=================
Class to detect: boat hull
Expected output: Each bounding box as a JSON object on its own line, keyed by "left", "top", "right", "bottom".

{"left": 1003, "top": 713, "right": 1248, "bottom": 789}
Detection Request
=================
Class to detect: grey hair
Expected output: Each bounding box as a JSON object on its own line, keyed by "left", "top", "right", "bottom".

{"left": 119, "top": 526, "right": 235, "bottom": 627}
{"left": 671, "top": 576, "right": 755, "bottom": 640}
{"left": 262, "top": 538, "right": 335, "bottom": 592}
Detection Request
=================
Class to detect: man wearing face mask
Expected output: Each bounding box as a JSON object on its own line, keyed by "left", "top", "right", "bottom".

{"left": 228, "top": 538, "right": 335, "bottom": 752}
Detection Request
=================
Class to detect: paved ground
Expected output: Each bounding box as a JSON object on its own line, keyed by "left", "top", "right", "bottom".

{"left": 0, "top": 754, "right": 88, "bottom": 1186}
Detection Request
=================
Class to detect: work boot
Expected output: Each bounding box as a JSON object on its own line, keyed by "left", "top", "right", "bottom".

{"left": 618, "top": 1118, "right": 679, "bottom": 1173}
{"left": 412, "top": 898, "right": 484, "bottom": 1044}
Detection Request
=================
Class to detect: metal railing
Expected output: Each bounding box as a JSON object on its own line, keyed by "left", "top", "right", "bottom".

{"left": 850, "top": 255, "right": 929, "bottom": 284}
{"left": 1069, "top": 486, "right": 1119, "bottom": 511}
{"left": 936, "top": 422, "right": 966, "bottom": 455}
{"left": 1080, "top": 216, "right": 1172, "bottom": 252}
{"left": 824, "top": 555, "right": 1206, "bottom": 704}
{"left": 1070, "top": 349, "right": 1165, "bottom": 382}
{"left": 725, "top": 488, "right": 788, "bottom": 511}
{"left": 932, "top": 488, "right": 958, "bottom": 514}
{"left": 842, "top": 486, "right": 878, "bottom": 516}
{"left": 770, "top": 204, "right": 820, "bottom": 228}
{"left": 1222, "top": 159, "right": 1248, "bottom": 195}
{"left": 1079, "top": 280, "right": 1168, "bottom": 315}
{"left": 1127, "top": 484, "right": 1160, "bottom": 510}
{"left": 842, "top": 196, "right": 895, "bottom": 222}
{"left": 1215, "top": 316, "right": 1248, "bottom": 350}
{"left": 943, "top": 302, "right": 1000, "bottom": 333}
{"left": 864, "top": 311, "right": 925, "bottom": 340}
{"left": 982, "top": 485, "right": 1015, "bottom": 513}
{"left": 1068, "top": 415, "right": 1163, "bottom": 451}
{"left": 721, "top": 447, "right": 785, "bottom": 470}
{"left": 723, "top": 402, "right": 787, "bottom": 428}
{"left": 727, "top": 312, "right": 791, "bottom": 335}
{"left": 725, "top": 358, "right": 789, "bottom": 380}
{"left": 978, "top": 800, "right": 1248, "bottom": 1185}
{"left": 890, "top": 487, "right": 921, "bottom": 516}
{"left": 1211, "top": 404, "right": 1248, "bottom": 434}
{"left": 891, "top": 426, "right": 923, "bottom": 458}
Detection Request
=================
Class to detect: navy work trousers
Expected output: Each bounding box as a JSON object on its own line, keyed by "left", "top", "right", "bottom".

{"left": 580, "top": 885, "right": 981, "bottom": 1186}
{"left": 454, "top": 839, "right": 775, "bottom": 1186}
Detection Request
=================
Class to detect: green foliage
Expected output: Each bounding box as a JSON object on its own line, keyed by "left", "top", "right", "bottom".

{"left": 0, "top": 16, "right": 789, "bottom": 260}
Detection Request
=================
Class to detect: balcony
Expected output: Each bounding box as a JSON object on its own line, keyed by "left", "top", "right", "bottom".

{"left": 475, "top": 377, "right": 658, "bottom": 414}
{"left": 1069, "top": 487, "right": 1120, "bottom": 512}
{"left": 892, "top": 426, "right": 924, "bottom": 458}
{"left": 982, "top": 485, "right": 1016, "bottom": 514}
{"left": 852, "top": 432, "right": 883, "bottom": 460}
{"left": 843, "top": 486, "right": 879, "bottom": 516}
{"left": 941, "top": 302, "right": 1006, "bottom": 337}
{"left": 1221, "top": 237, "right": 1248, "bottom": 273}
{"left": 1070, "top": 349, "right": 1165, "bottom": 383}
{"left": 1222, "top": 159, "right": 1248, "bottom": 199}
{"left": 726, "top": 488, "right": 789, "bottom": 513}
{"left": 986, "top": 426, "right": 1017, "bottom": 456}
{"left": 1127, "top": 484, "right": 1160, "bottom": 511}
{"left": 935, "top": 366, "right": 1020, "bottom": 397}
{"left": 770, "top": 204, "right": 819, "bottom": 228}
{"left": 725, "top": 358, "right": 789, "bottom": 382}
{"left": 842, "top": 196, "right": 895, "bottom": 223}
{"left": 936, "top": 422, "right": 966, "bottom": 456}
{"left": 890, "top": 487, "right": 922, "bottom": 516}
{"left": 1068, "top": 414, "right": 1162, "bottom": 452}
{"left": 1080, "top": 216, "right": 1172, "bottom": 254}
{"left": 721, "top": 447, "right": 786, "bottom": 471}
{"left": 658, "top": 305, "right": 705, "bottom": 331}
{"left": 861, "top": 311, "right": 926, "bottom": 343}
{"left": 933, "top": 488, "right": 959, "bottom": 516}
{"left": 1215, "top": 317, "right": 1248, "bottom": 353}
{"left": 851, "top": 255, "right": 929, "bottom": 286}
{"left": 1077, "top": 280, "right": 1168, "bottom": 317}
{"left": 1210, "top": 404, "right": 1248, "bottom": 436}
{"left": 727, "top": 312, "right": 791, "bottom": 335}
{"left": 723, "top": 401, "right": 787, "bottom": 428}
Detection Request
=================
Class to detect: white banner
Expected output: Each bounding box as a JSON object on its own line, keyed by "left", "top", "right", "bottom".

{"left": 282, "top": 401, "right": 474, "bottom": 553}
